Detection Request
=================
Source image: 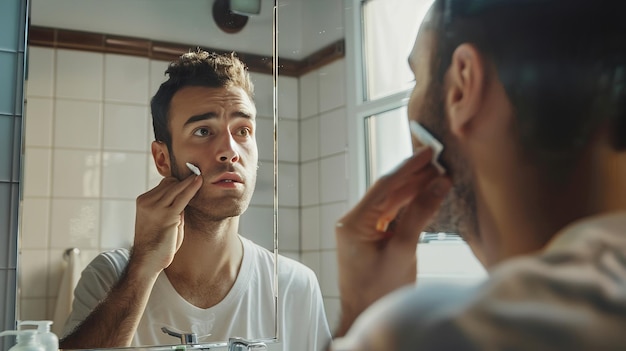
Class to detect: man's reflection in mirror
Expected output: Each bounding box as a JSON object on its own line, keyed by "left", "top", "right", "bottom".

{"left": 58, "top": 50, "right": 331, "bottom": 350}
{"left": 331, "top": 0, "right": 626, "bottom": 350}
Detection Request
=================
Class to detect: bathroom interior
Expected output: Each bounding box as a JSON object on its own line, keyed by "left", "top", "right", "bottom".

{"left": 0, "top": 0, "right": 486, "bottom": 349}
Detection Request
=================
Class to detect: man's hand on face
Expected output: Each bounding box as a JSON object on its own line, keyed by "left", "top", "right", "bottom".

{"left": 132, "top": 174, "right": 203, "bottom": 276}
{"left": 334, "top": 147, "right": 451, "bottom": 337}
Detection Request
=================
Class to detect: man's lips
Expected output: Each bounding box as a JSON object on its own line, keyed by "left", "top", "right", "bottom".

{"left": 211, "top": 172, "right": 244, "bottom": 184}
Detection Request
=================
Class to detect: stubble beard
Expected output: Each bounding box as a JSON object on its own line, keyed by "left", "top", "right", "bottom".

{"left": 169, "top": 153, "right": 257, "bottom": 224}
{"left": 419, "top": 79, "right": 480, "bottom": 242}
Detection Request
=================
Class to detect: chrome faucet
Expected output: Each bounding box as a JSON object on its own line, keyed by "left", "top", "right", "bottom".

{"left": 228, "top": 337, "right": 267, "bottom": 351}
{"left": 161, "top": 326, "right": 198, "bottom": 345}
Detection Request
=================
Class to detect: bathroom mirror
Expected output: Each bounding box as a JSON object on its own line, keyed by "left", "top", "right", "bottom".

{"left": 17, "top": 0, "right": 348, "bottom": 348}
{"left": 19, "top": 0, "right": 280, "bottom": 347}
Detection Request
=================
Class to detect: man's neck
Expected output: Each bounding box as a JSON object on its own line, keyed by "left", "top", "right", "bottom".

{"left": 164, "top": 216, "right": 244, "bottom": 309}
{"left": 482, "top": 144, "right": 626, "bottom": 267}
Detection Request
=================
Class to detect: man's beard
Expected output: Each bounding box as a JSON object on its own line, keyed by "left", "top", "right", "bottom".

{"left": 419, "top": 79, "right": 480, "bottom": 243}
{"left": 170, "top": 152, "right": 256, "bottom": 223}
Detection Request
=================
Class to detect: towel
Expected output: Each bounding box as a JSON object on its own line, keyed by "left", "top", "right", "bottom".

{"left": 52, "top": 248, "right": 83, "bottom": 335}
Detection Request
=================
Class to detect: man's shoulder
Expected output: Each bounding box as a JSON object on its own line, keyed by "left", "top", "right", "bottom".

{"left": 85, "top": 248, "right": 131, "bottom": 277}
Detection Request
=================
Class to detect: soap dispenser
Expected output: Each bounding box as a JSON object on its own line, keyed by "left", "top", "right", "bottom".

{"left": 0, "top": 330, "right": 46, "bottom": 351}
{"left": 19, "top": 321, "right": 59, "bottom": 351}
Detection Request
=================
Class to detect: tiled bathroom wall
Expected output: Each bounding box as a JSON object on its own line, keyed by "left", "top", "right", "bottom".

{"left": 19, "top": 46, "right": 301, "bottom": 322}
{"left": 299, "top": 59, "right": 348, "bottom": 332}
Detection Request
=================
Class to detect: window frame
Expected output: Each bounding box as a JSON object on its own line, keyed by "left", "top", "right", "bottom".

{"left": 344, "top": 0, "right": 415, "bottom": 207}
{"left": 344, "top": 0, "right": 487, "bottom": 279}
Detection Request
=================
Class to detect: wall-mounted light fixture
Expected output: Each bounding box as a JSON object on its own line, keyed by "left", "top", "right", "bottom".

{"left": 212, "top": 0, "right": 261, "bottom": 34}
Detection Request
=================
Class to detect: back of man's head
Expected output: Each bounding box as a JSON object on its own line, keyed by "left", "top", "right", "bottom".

{"left": 150, "top": 50, "right": 254, "bottom": 151}
{"left": 431, "top": 0, "right": 626, "bottom": 176}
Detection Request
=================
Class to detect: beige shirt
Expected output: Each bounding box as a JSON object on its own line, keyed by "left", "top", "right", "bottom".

{"left": 334, "top": 211, "right": 626, "bottom": 351}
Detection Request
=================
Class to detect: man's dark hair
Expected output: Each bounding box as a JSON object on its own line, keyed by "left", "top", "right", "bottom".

{"left": 151, "top": 50, "right": 254, "bottom": 151}
{"left": 431, "top": 0, "right": 626, "bottom": 175}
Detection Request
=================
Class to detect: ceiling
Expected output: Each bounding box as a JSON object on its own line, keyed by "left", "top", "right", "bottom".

{"left": 30, "top": 0, "right": 344, "bottom": 60}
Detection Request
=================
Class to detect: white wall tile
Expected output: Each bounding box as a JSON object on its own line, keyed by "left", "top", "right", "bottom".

{"left": 255, "top": 116, "right": 273, "bottom": 161}
{"left": 147, "top": 107, "right": 155, "bottom": 142}
{"left": 323, "top": 297, "right": 341, "bottom": 333}
{"left": 24, "top": 97, "right": 53, "bottom": 147}
{"left": 320, "top": 250, "right": 339, "bottom": 297}
{"left": 278, "top": 207, "right": 299, "bottom": 251}
{"left": 300, "top": 160, "right": 319, "bottom": 206}
{"left": 319, "top": 107, "right": 346, "bottom": 157}
{"left": 278, "top": 162, "right": 299, "bottom": 207}
{"left": 101, "top": 152, "right": 147, "bottom": 199}
{"left": 277, "top": 118, "right": 298, "bottom": 162}
{"left": 300, "top": 115, "right": 319, "bottom": 162}
{"left": 49, "top": 248, "right": 99, "bottom": 304}
{"left": 146, "top": 153, "right": 162, "bottom": 190}
{"left": 318, "top": 59, "right": 345, "bottom": 113}
{"left": 278, "top": 76, "right": 298, "bottom": 120}
{"left": 19, "top": 249, "right": 49, "bottom": 298}
{"left": 239, "top": 205, "right": 273, "bottom": 251}
{"left": 100, "top": 199, "right": 135, "bottom": 250}
{"left": 46, "top": 248, "right": 64, "bottom": 301}
{"left": 301, "top": 251, "right": 321, "bottom": 277}
{"left": 249, "top": 160, "right": 273, "bottom": 206}
{"left": 26, "top": 47, "right": 55, "bottom": 98}
{"left": 301, "top": 206, "right": 320, "bottom": 251}
{"left": 46, "top": 297, "right": 56, "bottom": 321}
{"left": 49, "top": 199, "right": 100, "bottom": 249}
{"left": 54, "top": 99, "right": 102, "bottom": 149}
{"left": 320, "top": 202, "right": 346, "bottom": 250}
{"left": 149, "top": 59, "right": 171, "bottom": 97}
{"left": 56, "top": 49, "right": 103, "bottom": 100}
{"left": 104, "top": 54, "right": 149, "bottom": 104}
{"left": 52, "top": 149, "right": 101, "bottom": 198}
{"left": 20, "top": 198, "right": 50, "bottom": 249}
{"left": 20, "top": 298, "right": 48, "bottom": 321}
{"left": 103, "top": 103, "right": 150, "bottom": 152}
{"left": 320, "top": 153, "right": 348, "bottom": 203}
{"left": 299, "top": 70, "right": 319, "bottom": 119}
{"left": 249, "top": 72, "right": 273, "bottom": 118}
{"left": 23, "top": 147, "right": 51, "bottom": 197}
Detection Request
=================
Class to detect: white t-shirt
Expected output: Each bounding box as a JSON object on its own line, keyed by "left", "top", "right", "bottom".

{"left": 64, "top": 236, "right": 330, "bottom": 351}
{"left": 333, "top": 211, "right": 626, "bottom": 350}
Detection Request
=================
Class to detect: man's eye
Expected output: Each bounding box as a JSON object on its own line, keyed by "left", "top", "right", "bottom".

{"left": 193, "top": 128, "right": 211, "bottom": 137}
{"left": 236, "top": 127, "right": 252, "bottom": 137}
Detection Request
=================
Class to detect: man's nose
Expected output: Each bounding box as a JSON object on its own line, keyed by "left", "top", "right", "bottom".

{"left": 217, "top": 133, "right": 240, "bottom": 163}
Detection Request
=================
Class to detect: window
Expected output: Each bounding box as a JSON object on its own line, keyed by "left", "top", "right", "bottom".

{"left": 346, "top": 0, "right": 486, "bottom": 281}
{"left": 362, "top": 0, "right": 433, "bottom": 100}
{"left": 364, "top": 107, "right": 411, "bottom": 185}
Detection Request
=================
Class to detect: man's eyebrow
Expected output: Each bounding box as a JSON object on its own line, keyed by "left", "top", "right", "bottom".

{"left": 233, "top": 110, "right": 254, "bottom": 119}
{"left": 184, "top": 112, "right": 217, "bottom": 126}
{"left": 183, "top": 110, "right": 255, "bottom": 127}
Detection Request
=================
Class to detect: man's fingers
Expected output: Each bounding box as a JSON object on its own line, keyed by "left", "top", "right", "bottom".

{"left": 156, "top": 175, "right": 201, "bottom": 207}
{"left": 391, "top": 177, "right": 452, "bottom": 246}
{"left": 374, "top": 166, "right": 440, "bottom": 230}
{"left": 139, "top": 175, "right": 201, "bottom": 210}
{"left": 370, "top": 148, "right": 433, "bottom": 193}
{"left": 175, "top": 213, "right": 185, "bottom": 251}
{"left": 168, "top": 176, "right": 203, "bottom": 213}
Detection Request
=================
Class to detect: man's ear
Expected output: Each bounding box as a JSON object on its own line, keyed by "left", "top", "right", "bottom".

{"left": 151, "top": 141, "right": 172, "bottom": 177}
{"left": 445, "top": 43, "right": 486, "bottom": 139}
